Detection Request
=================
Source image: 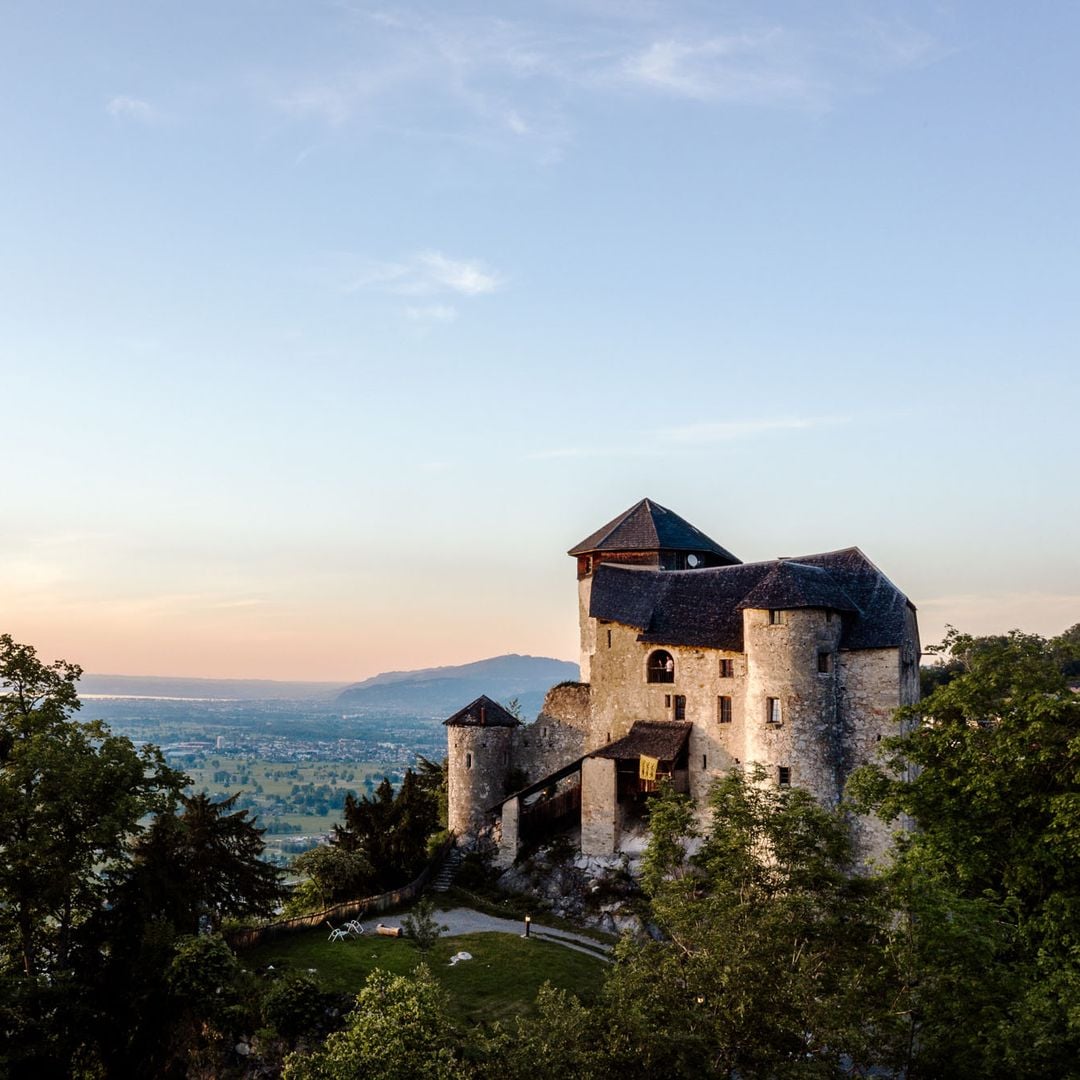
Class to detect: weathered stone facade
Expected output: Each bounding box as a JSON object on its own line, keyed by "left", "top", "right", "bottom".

{"left": 445, "top": 499, "right": 920, "bottom": 869}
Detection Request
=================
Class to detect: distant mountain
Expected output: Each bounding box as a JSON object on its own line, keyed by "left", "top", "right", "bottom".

{"left": 80, "top": 674, "right": 347, "bottom": 701}
{"left": 336, "top": 654, "right": 579, "bottom": 720}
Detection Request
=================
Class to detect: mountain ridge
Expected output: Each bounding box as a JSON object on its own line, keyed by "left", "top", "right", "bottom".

{"left": 336, "top": 653, "right": 579, "bottom": 719}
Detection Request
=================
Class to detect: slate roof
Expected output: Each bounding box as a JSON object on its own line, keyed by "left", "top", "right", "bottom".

{"left": 591, "top": 721, "right": 693, "bottom": 762}
{"left": 443, "top": 695, "right": 521, "bottom": 727}
{"left": 738, "top": 561, "right": 858, "bottom": 614}
{"left": 568, "top": 498, "right": 740, "bottom": 563}
{"left": 590, "top": 548, "right": 912, "bottom": 653}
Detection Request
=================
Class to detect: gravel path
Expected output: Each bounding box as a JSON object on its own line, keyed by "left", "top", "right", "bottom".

{"left": 380, "top": 906, "right": 613, "bottom": 962}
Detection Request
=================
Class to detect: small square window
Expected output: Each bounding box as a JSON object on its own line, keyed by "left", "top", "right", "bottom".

{"left": 718, "top": 696, "right": 732, "bottom": 724}
{"left": 817, "top": 651, "right": 832, "bottom": 674}
{"left": 719, "top": 658, "right": 734, "bottom": 678}
{"left": 766, "top": 697, "right": 782, "bottom": 725}
{"left": 769, "top": 609, "right": 783, "bottom": 625}
{"left": 778, "top": 766, "right": 791, "bottom": 787}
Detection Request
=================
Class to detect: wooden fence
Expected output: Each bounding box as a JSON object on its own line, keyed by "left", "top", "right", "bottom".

{"left": 227, "top": 835, "right": 456, "bottom": 951}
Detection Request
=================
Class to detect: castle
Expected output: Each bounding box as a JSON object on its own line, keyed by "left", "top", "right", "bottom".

{"left": 445, "top": 498, "right": 920, "bottom": 865}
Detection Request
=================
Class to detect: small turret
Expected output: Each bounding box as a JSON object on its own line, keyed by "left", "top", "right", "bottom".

{"left": 443, "top": 695, "right": 519, "bottom": 837}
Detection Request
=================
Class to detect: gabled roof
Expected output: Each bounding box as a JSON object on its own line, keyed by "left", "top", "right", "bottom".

{"left": 590, "top": 721, "right": 693, "bottom": 762}
{"left": 590, "top": 547, "right": 912, "bottom": 653}
{"left": 443, "top": 695, "right": 520, "bottom": 728}
{"left": 568, "top": 498, "right": 740, "bottom": 563}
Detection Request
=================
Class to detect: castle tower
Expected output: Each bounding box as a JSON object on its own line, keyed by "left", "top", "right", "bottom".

{"left": 443, "top": 695, "right": 520, "bottom": 837}
{"left": 567, "top": 498, "right": 740, "bottom": 681}
{"left": 739, "top": 561, "right": 853, "bottom": 805}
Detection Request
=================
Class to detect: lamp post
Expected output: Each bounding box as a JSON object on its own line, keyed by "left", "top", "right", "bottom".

{"left": 523, "top": 914, "right": 531, "bottom": 939}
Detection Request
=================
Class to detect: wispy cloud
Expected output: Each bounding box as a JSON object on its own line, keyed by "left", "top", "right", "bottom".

{"left": 263, "top": 5, "right": 946, "bottom": 151}
{"left": 657, "top": 417, "right": 847, "bottom": 443}
{"left": 106, "top": 95, "right": 158, "bottom": 123}
{"left": 343, "top": 250, "right": 503, "bottom": 299}
{"left": 622, "top": 32, "right": 823, "bottom": 107}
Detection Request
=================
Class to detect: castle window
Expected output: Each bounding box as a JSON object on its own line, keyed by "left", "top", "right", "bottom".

{"left": 674, "top": 695, "right": 686, "bottom": 721}
{"left": 702, "top": 754, "right": 708, "bottom": 770}
{"left": 719, "top": 658, "right": 734, "bottom": 678}
{"left": 664, "top": 694, "right": 672, "bottom": 708}
{"left": 817, "top": 651, "right": 832, "bottom": 674}
{"left": 778, "top": 766, "right": 791, "bottom": 787}
{"left": 769, "top": 609, "right": 783, "bottom": 626}
{"left": 766, "top": 697, "right": 782, "bottom": 725}
{"left": 607, "top": 628, "right": 612, "bottom": 648}
{"left": 718, "top": 696, "right": 732, "bottom": 724}
{"left": 647, "top": 650, "right": 675, "bottom": 683}
{"left": 465, "top": 753, "right": 472, "bottom": 769}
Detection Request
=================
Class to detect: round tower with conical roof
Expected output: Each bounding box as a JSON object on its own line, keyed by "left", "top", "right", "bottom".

{"left": 567, "top": 498, "right": 741, "bottom": 681}
{"left": 443, "top": 695, "right": 520, "bottom": 837}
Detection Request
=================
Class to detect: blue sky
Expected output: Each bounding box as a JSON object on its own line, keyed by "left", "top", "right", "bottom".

{"left": 1, "top": 2, "right": 1077, "bottom": 679}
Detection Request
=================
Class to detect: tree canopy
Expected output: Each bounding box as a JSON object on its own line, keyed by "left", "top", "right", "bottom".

{"left": 0, "top": 633, "right": 182, "bottom": 978}
{"left": 848, "top": 626, "right": 1080, "bottom": 1076}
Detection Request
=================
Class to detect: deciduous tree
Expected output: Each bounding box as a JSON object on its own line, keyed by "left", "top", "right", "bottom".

{"left": 0, "top": 634, "right": 180, "bottom": 978}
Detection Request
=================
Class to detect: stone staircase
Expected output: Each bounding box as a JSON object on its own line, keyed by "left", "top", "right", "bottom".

{"left": 429, "top": 847, "right": 463, "bottom": 893}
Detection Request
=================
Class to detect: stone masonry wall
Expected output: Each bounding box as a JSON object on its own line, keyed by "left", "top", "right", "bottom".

{"left": 511, "top": 681, "right": 589, "bottom": 786}
{"left": 586, "top": 619, "right": 744, "bottom": 797}
{"left": 581, "top": 756, "right": 617, "bottom": 856}
{"left": 447, "top": 725, "right": 514, "bottom": 836}
{"left": 743, "top": 607, "right": 845, "bottom": 805}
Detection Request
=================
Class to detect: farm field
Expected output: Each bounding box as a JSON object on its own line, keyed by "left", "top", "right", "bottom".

{"left": 182, "top": 755, "right": 396, "bottom": 855}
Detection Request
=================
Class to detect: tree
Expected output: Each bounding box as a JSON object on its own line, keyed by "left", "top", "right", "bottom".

{"left": 117, "top": 790, "right": 286, "bottom": 935}
{"left": 598, "top": 772, "right": 898, "bottom": 1078}
{"left": 288, "top": 844, "right": 374, "bottom": 912}
{"left": 282, "top": 966, "right": 464, "bottom": 1079}
{"left": 0, "top": 634, "right": 181, "bottom": 978}
{"left": 333, "top": 768, "right": 439, "bottom": 890}
{"left": 848, "top": 627, "right": 1080, "bottom": 1076}
{"left": 401, "top": 898, "right": 448, "bottom": 955}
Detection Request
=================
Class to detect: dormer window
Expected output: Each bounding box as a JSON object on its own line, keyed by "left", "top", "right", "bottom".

{"left": 647, "top": 650, "right": 675, "bottom": 684}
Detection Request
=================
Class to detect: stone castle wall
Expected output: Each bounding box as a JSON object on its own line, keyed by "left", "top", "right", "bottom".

{"left": 446, "top": 724, "right": 514, "bottom": 836}
{"left": 511, "top": 681, "right": 590, "bottom": 784}
{"left": 742, "top": 607, "right": 845, "bottom": 803}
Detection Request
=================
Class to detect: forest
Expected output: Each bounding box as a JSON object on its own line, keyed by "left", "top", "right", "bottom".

{"left": 2, "top": 626, "right": 1079, "bottom": 1078}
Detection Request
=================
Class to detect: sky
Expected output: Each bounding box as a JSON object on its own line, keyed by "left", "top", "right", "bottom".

{"left": 1, "top": 1, "right": 1078, "bottom": 681}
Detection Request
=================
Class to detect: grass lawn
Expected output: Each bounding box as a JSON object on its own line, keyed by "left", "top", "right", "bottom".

{"left": 243, "top": 927, "right": 605, "bottom": 1027}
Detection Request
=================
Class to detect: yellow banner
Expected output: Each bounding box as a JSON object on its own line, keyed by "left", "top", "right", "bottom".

{"left": 639, "top": 754, "right": 658, "bottom": 781}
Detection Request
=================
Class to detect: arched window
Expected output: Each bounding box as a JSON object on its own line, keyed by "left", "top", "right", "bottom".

{"left": 647, "top": 650, "right": 675, "bottom": 683}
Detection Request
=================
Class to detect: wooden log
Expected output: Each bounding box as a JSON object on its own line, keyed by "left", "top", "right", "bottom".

{"left": 376, "top": 924, "right": 402, "bottom": 938}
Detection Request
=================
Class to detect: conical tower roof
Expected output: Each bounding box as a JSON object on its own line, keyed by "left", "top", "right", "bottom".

{"left": 443, "top": 695, "right": 520, "bottom": 727}
{"left": 568, "top": 498, "right": 739, "bottom": 563}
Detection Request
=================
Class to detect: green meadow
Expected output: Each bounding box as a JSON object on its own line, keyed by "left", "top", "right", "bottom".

{"left": 244, "top": 928, "right": 606, "bottom": 1027}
